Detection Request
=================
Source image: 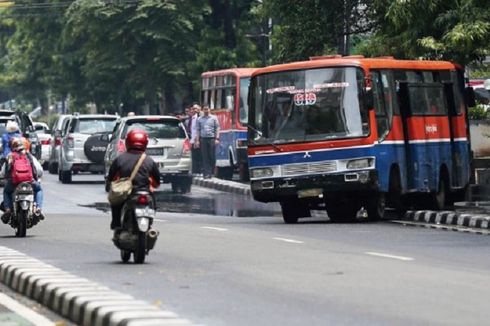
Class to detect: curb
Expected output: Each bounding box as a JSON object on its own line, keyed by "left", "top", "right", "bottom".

{"left": 0, "top": 246, "right": 195, "bottom": 326}
{"left": 192, "top": 176, "right": 252, "bottom": 196}
{"left": 403, "top": 210, "right": 490, "bottom": 229}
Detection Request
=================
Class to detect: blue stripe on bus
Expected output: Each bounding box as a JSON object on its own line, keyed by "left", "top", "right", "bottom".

{"left": 249, "top": 140, "right": 470, "bottom": 192}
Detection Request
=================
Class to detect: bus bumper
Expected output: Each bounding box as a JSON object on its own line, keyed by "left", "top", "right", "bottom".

{"left": 250, "top": 170, "right": 379, "bottom": 203}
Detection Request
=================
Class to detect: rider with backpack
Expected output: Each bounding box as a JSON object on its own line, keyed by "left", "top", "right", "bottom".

{"left": 1, "top": 137, "right": 44, "bottom": 224}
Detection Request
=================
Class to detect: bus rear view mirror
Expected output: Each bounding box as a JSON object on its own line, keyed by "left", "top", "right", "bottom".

{"left": 365, "top": 88, "right": 374, "bottom": 110}
{"left": 465, "top": 86, "right": 476, "bottom": 108}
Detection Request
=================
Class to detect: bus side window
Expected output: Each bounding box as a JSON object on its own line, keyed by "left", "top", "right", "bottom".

{"left": 372, "top": 71, "right": 390, "bottom": 140}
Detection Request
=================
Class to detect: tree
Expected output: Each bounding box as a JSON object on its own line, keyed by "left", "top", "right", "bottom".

{"left": 361, "top": 0, "right": 490, "bottom": 66}
{"left": 259, "top": 0, "right": 374, "bottom": 63}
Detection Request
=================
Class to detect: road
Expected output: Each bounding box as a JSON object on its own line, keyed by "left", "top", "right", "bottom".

{"left": 0, "top": 173, "right": 489, "bottom": 325}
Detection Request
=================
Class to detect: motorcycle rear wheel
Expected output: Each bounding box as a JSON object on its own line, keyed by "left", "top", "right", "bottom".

{"left": 120, "top": 250, "right": 131, "bottom": 263}
{"left": 133, "top": 232, "right": 146, "bottom": 264}
{"left": 15, "top": 210, "right": 27, "bottom": 238}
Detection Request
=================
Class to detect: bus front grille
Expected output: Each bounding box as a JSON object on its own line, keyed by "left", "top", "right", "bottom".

{"left": 282, "top": 161, "right": 337, "bottom": 176}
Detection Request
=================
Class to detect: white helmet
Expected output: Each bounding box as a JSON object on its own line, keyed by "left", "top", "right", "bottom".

{"left": 6, "top": 120, "right": 19, "bottom": 133}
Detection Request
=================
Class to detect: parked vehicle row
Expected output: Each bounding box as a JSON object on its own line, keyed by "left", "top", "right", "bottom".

{"left": 42, "top": 113, "right": 192, "bottom": 193}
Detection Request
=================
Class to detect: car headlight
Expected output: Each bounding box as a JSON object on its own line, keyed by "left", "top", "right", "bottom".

{"left": 346, "top": 158, "right": 373, "bottom": 170}
{"left": 250, "top": 168, "right": 274, "bottom": 178}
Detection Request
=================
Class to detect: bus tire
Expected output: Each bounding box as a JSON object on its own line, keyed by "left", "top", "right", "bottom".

{"left": 326, "top": 204, "right": 358, "bottom": 223}
{"left": 388, "top": 168, "right": 407, "bottom": 216}
{"left": 432, "top": 176, "right": 448, "bottom": 210}
{"left": 280, "top": 200, "right": 310, "bottom": 224}
{"left": 217, "top": 166, "right": 233, "bottom": 180}
{"left": 366, "top": 192, "right": 386, "bottom": 221}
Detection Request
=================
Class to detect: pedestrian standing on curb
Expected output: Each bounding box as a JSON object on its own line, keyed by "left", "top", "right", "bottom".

{"left": 196, "top": 105, "right": 220, "bottom": 179}
{"left": 188, "top": 105, "right": 202, "bottom": 175}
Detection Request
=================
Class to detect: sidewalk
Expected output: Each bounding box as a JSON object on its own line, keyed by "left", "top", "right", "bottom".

{"left": 191, "top": 176, "right": 490, "bottom": 231}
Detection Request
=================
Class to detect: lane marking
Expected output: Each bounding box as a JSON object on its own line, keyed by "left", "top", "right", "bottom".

{"left": 201, "top": 226, "right": 228, "bottom": 231}
{"left": 154, "top": 219, "right": 168, "bottom": 223}
{"left": 0, "top": 293, "right": 55, "bottom": 325}
{"left": 273, "top": 237, "right": 304, "bottom": 244}
{"left": 365, "top": 252, "right": 414, "bottom": 261}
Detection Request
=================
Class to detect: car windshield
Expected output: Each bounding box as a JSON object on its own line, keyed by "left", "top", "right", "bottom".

{"left": 72, "top": 118, "right": 117, "bottom": 134}
{"left": 122, "top": 119, "right": 186, "bottom": 139}
{"left": 249, "top": 66, "right": 369, "bottom": 145}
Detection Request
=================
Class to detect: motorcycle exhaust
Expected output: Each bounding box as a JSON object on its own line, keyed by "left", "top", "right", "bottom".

{"left": 146, "top": 227, "right": 159, "bottom": 250}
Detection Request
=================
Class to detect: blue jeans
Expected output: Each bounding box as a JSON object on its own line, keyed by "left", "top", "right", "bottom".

{"left": 3, "top": 180, "right": 43, "bottom": 210}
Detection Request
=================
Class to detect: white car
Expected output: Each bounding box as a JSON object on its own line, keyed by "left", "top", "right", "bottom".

{"left": 33, "top": 122, "right": 52, "bottom": 169}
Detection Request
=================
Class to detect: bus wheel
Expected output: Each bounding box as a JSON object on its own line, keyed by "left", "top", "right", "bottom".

{"left": 366, "top": 192, "right": 386, "bottom": 221}
{"left": 432, "top": 177, "right": 447, "bottom": 210}
{"left": 280, "top": 200, "right": 310, "bottom": 224}
{"left": 217, "top": 166, "right": 233, "bottom": 180}
{"left": 326, "top": 205, "right": 358, "bottom": 223}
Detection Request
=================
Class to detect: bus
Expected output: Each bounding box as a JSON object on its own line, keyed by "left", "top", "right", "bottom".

{"left": 201, "top": 68, "right": 258, "bottom": 181}
{"left": 247, "top": 55, "right": 474, "bottom": 223}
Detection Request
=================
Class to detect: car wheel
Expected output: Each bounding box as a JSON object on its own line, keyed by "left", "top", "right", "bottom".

{"left": 49, "top": 162, "right": 58, "bottom": 175}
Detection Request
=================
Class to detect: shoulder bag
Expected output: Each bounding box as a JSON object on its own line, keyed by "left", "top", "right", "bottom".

{"left": 108, "top": 153, "right": 146, "bottom": 206}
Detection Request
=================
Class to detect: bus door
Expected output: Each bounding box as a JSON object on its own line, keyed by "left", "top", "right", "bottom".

{"left": 399, "top": 82, "right": 450, "bottom": 191}
{"left": 398, "top": 82, "right": 418, "bottom": 190}
{"left": 444, "top": 81, "right": 466, "bottom": 187}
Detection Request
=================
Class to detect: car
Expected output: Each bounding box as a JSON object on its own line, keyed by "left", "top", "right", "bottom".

{"left": 103, "top": 115, "right": 192, "bottom": 193}
{"left": 33, "top": 122, "right": 52, "bottom": 169}
{"left": 59, "top": 113, "right": 118, "bottom": 183}
{"left": 47, "top": 114, "right": 71, "bottom": 174}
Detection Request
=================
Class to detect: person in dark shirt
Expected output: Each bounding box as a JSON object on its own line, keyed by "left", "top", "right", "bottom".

{"left": 106, "top": 129, "right": 161, "bottom": 230}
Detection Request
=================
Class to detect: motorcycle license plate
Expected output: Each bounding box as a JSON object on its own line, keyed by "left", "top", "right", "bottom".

{"left": 16, "top": 194, "right": 34, "bottom": 201}
{"left": 135, "top": 207, "right": 155, "bottom": 217}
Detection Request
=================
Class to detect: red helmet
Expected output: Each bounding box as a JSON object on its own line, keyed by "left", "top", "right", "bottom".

{"left": 125, "top": 129, "right": 148, "bottom": 151}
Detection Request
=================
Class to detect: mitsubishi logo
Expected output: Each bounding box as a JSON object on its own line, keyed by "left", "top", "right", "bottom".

{"left": 303, "top": 151, "right": 311, "bottom": 158}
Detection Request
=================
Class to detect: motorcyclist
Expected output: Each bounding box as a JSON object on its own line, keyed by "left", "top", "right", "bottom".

{"left": 1, "top": 137, "right": 44, "bottom": 224}
{"left": 106, "top": 129, "right": 160, "bottom": 230}
{"left": 1, "top": 120, "right": 21, "bottom": 165}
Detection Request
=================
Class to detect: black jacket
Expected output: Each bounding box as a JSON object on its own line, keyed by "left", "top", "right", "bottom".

{"left": 107, "top": 151, "right": 160, "bottom": 192}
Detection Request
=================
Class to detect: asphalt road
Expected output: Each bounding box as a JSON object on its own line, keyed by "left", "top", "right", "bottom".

{"left": 0, "top": 173, "right": 489, "bottom": 325}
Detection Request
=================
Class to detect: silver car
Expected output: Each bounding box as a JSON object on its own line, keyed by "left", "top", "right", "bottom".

{"left": 48, "top": 114, "right": 71, "bottom": 174}
{"left": 104, "top": 115, "right": 192, "bottom": 193}
{"left": 59, "top": 114, "right": 118, "bottom": 183}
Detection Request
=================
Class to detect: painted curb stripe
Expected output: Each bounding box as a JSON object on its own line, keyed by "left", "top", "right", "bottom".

{"left": 403, "top": 210, "right": 490, "bottom": 230}
{"left": 0, "top": 246, "right": 196, "bottom": 326}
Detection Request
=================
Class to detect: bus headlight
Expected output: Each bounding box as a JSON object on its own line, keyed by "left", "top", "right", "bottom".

{"left": 250, "top": 168, "right": 274, "bottom": 178}
{"left": 347, "top": 158, "right": 373, "bottom": 170}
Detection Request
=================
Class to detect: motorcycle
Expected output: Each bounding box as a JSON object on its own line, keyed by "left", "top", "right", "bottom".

{"left": 11, "top": 182, "right": 39, "bottom": 237}
{"left": 112, "top": 191, "right": 159, "bottom": 264}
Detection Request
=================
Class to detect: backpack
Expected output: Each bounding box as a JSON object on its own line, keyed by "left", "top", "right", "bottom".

{"left": 11, "top": 152, "right": 33, "bottom": 185}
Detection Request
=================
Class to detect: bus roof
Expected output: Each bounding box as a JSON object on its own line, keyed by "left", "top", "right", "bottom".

{"left": 252, "top": 56, "right": 461, "bottom": 77}
{"left": 201, "top": 68, "right": 259, "bottom": 78}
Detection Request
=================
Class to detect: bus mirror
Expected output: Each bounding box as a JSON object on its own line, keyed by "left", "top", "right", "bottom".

{"left": 398, "top": 82, "right": 410, "bottom": 115}
{"left": 365, "top": 88, "right": 374, "bottom": 110}
{"left": 465, "top": 86, "right": 476, "bottom": 107}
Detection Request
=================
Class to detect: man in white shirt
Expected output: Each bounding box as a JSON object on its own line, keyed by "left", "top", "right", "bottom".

{"left": 189, "top": 104, "right": 202, "bottom": 175}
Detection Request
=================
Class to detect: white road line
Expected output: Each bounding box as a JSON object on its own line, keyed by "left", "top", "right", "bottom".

{"left": 154, "top": 219, "right": 168, "bottom": 223}
{"left": 273, "top": 237, "right": 304, "bottom": 244}
{"left": 201, "top": 226, "right": 228, "bottom": 231}
{"left": 0, "top": 293, "right": 55, "bottom": 326}
{"left": 365, "top": 252, "right": 414, "bottom": 261}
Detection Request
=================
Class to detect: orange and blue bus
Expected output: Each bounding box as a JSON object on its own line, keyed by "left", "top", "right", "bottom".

{"left": 247, "top": 56, "right": 474, "bottom": 223}
{"left": 201, "top": 68, "right": 257, "bottom": 181}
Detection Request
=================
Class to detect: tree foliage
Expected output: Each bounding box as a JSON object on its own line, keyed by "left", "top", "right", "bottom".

{"left": 361, "top": 0, "right": 490, "bottom": 66}
{"left": 0, "top": 0, "right": 488, "bottom": 115}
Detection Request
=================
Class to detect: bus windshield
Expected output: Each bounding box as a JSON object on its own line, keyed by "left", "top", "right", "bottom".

{"left": 249, "top": 67, "right": 369, "bottom": 144}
